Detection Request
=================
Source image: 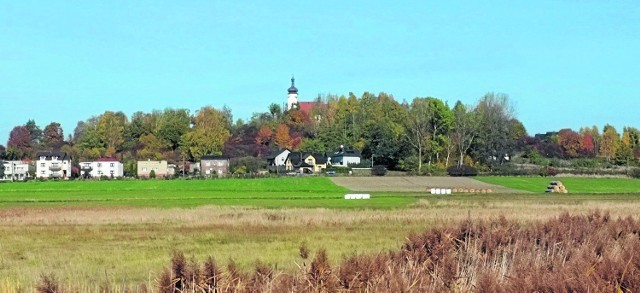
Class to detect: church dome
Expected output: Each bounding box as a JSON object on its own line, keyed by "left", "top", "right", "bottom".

{"left": 287, "top": 76, "right": 298, "bottom": 94}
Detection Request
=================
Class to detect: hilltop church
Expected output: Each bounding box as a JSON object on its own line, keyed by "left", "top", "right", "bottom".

{"left": 285, "top": 76, "right": 318, "bottom": 115}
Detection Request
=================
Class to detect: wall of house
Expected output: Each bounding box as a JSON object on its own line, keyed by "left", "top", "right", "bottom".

{"left": 1, "top": 161, "right": 29, "bottom": 180}
{"left": 36, "top": 158, "right": 71, "bottom": 179}
{"left": 80, "top": 161, "right": 124, "bottom": 178}
{"left": 137, "top": 160, "right": 168, "bottom": 178}
{"left": 201, "top": 160, "right": 229, "bottom": 176}
{"left": 274, "top": 150, "right": 290, "bottom": 166}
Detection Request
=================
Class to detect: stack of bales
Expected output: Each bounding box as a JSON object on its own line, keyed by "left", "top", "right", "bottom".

{"left": 546, "top": 181, "right": 568, "bottom": 193}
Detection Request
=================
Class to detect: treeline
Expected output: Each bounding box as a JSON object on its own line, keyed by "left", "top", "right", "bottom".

{"left": 1, "top": 91, "right": 639, "bottom": 174}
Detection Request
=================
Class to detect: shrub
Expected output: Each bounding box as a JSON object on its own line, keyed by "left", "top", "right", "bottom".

{"left": 446, "top": 165, "right": 478, "bottom": 177}
{"left": 149, "top": 170, "right": 156, "bottom": 179}
{"left": 371, "top": 165, "right": 387, "bottom": 176}
{"left": 628, "top": 168, "right": 640, "bottom": 179}
{"left": 538, "top": 166, "right": 558, "bottom": 177}
{"left": 36, "top": 274, "right": 59, "bottom": 293}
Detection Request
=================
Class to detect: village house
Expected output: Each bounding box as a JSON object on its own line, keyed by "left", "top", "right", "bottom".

{"left": 285, "top": 152, "right": 328, "bottom": 174}
{"left": 137, "top": 160, "right": 169, "bottom": 178}
{"left": 329, "top": 146, "right": 362, "bottom": 167}
{"left": 36, "top": 151, "right": 72, "bottom": 179}
{"left": 200, "top": 155, "right": 230, "bottom": 177}
{"left": 79, "top": 158, "right": 124, "bottom": 178}
{"left": 266, "top": 148, "right": 290, "bottom": 172}
{"left": 1, "top": 160, "right": 30, "bottom": 181}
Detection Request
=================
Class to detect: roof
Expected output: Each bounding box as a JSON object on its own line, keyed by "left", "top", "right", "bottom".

{"left": 36, "top": 151, "right": 71, "bottom": 161}
{"left": 333, "top": 149, "right": 362, "bottom": 158}
{"left": 286, "top": 152, "right": 327, "bottom": 167}
{"left": 201, "top": 155, "right": 230, "bottom": 161}
{"left": 297, "top": 102, "right": 316, "bottom": 114}
{"left": 96, "top": 157, "right": 119, "bottom": 162}
{"left": 287, "top": 76, "right": 298, "bottom": 94}
{"left": 265, "top": 148, "right": 290, "bottom": 160}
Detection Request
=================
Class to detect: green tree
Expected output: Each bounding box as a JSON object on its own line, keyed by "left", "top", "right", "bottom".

{"left": 156, "top": 108, "right": 191, "bottom": 151}
{"left": 25, "top": 119, "right": 42, "bottom": 146}
{"left": 472, "top": 93, "right": 516, "bottom": 168}
{"left": 137, "top": 133, "right": 167, "bottom": 160}
{"left": 451, "top": 101, "right": 477, "bottom": 167}
{"left": 180, "top": 106, "right": 231, "bottom": 161}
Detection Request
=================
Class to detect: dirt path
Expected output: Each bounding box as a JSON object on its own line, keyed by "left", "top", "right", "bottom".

{"left": 330, "top": 176, "right": 526, "bottom": 193}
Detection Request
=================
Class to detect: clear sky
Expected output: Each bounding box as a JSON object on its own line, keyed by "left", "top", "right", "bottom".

{"left": 1, "top": 0, "right": 638, "bottom": 144}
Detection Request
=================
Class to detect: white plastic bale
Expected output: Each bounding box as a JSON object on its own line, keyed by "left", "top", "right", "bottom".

{"left": 430, "top": 188, "right": 436, "bottom": 194}
{"left": 445, "top": 189, "right": 452, "bottom": 195}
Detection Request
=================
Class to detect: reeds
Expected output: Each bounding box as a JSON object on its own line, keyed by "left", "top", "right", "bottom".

{"left": 146, "top": 211, "right": 640, "bottom": 292}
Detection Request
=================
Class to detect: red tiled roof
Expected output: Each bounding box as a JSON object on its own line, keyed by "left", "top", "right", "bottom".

{"left": 297, "top": 102, "right": 317, "bottom": 114}
{"left": 96, "top": 157, "right": 119, "bottom": 162}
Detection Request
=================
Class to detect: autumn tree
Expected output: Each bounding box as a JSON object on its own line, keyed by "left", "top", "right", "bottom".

{"left": 599, "top": 124, "right": 619, "bottom": 161}
{"left": 255, "top": 125, "right": 273, "bottom": 146}
{"left": 137, "top": 133, "right": 167, "bottom": 160}
{"left": 180, "top": 106, "right": 230, "bottom": 161}
{"left": 274, "top": 124, "right": 292, "bottom": 149}
{"left": 43, "top": 122, "right": 64, "bottom": 150}
{"left": 7, "top": 126, "right": 33, "bottom": 159}
{"left": 557, "top": 129, "right": 582, "bottom": 158}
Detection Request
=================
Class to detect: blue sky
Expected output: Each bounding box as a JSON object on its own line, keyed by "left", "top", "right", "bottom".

{"left": 1, "top": 0, "right": 638, "bottom": 144}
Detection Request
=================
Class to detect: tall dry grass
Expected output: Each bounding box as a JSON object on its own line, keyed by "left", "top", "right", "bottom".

{"left": 144, "top": 211, "right": 639, "bottom": 292}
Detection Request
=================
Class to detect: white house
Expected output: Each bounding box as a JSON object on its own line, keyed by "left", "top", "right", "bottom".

{"left": 1, "top": 160, "right": 30, "bottom": 181}
{"left": 266, "top": 149, "right": 291, "bottom": 167}
{"left": 36, "top": 151, "right": 72, "bottom": 179}
{"left": 79, "top": 158, "right": 124, "bottom": 178}
{"left": 329, "top": 146, "right": 361, "bottom": 167}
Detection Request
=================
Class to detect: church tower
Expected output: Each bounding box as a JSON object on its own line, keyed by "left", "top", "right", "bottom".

{"left": 286, "top": 76, "right": 298, "bottom": 111}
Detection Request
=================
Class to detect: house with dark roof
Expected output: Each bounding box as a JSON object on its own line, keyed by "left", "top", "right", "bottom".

{"left": 200, "top": 155, "right": 230, "bottom": 177}
{"left": 266, "top": 148, "right": 291, "bottom": 168}
{"left": 329, "top": 146, "right": 362, "bottom": 167}
{"left": 36, "top": 151, "right": 72, "bottom": 179}
{"left": 285, "top": 152, "right": 328, "bottom": 174}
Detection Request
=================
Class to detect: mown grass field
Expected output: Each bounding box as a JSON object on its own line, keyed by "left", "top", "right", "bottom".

{"left": 475, "top": 176, "right": 640, "bottom": 193}
{"left": 0, "top": 176, "right": 639, "bottom": 291}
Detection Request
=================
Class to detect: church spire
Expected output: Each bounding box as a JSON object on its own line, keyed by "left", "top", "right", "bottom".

{"left": 288, "top": 75, "right": 298, "bottom": 94}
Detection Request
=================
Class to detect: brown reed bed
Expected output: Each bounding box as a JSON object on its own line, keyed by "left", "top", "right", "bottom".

{"left": 144, "top": 211, "right": 639, "bottom": 292}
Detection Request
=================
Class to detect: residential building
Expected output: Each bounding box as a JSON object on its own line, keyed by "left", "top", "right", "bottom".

{"left": 266, "top": 148, "right": 291, "bottom": 172}
{"left": 79, "top": 158, "right": 124, "bottom": 178}
{"left": 200, "top": 155, "right": 230, "bottom": 177}
{"left": 1, "top": 160, "right": 30, "bottom": 181}
{"left": 137, "top": 160, "right": 169, "bottom": 178}
{"left": 330, "top": 146, "right": 362, "bottom": 167}
{"left": 285, "top": 152, "right": 328, "bottom": 174}
{"left": 36, "top": 151, "right": 72, "bottom": 179}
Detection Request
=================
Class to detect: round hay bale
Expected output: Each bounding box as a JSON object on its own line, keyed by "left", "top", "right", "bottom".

{"left": 486, "top": 189, "right": 493, "bottom": 193}
{"left": 480, "top": 189, "right": 486, "bottom": 194}
{"left": 452, "top": 188, "right": 458, "bottom": 193}
{"left": 463, "top": 189, "right": 469, "bottom": 193}
{"left": 469, "top": 189, "right": 476, "bottom": 193}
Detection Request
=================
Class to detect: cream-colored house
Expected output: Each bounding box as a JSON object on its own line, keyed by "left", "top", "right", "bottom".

{"left": 285, "top": 152, "right": 328, "bottom": 174}
{"left": 137, "top": 160, "right": 169, "bottom": 178}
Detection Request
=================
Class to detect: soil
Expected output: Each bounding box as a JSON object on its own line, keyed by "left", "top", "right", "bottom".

{"left": 330, "top": 176, "right": 526, "bottom": 193}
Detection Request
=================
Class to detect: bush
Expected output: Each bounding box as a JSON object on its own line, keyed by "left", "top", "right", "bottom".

{"left": 149, "top": 170, "right": 156, "bottom": 179}
{"left": 371, "top": 165, "right": 387, "bottom": 176}
{"left": 628, "top": 168, "right": 640, "bottom": 179}
{"left": 539, "top": 166, "right": 558, "bottom": 177}
{"left": 447, "top": 165, "right": 478, "bottom": 177}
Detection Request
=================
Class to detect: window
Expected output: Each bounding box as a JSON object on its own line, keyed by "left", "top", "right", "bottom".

{"left": 41, "top": 170, "right": 45, "bottom": 174}
{"left": 110, "top": 170, "right": 114, "bottom": 175}
{"left": 97, "top": 163, "right": 102, "bottom": 167}
{"left": 307, "top": 159, "right": 313, "bottom": 164}
{"left": 142, "top": 167, "right": 147, "bottom": 172}
{"left": 110, "top": 163, "right": 114, "bottom": 167}
{"left": 41, "top": 163, "right": 45, "bottom": 167}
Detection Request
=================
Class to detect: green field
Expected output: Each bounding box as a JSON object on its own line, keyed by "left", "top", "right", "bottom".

{"left": 1, "top": 176, "right": 640, "bottom": 290}
{"left": 475, "top": 176, "right": 640, "bottom": 193}
{"left": 0, "top": 177, "right": 415, "bottom": 209}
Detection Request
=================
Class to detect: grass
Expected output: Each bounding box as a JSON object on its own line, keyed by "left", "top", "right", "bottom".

{"left": 1, "top": 176, "right": 640, "bottom": 290}
{"left": 0, "top": 177, "right": 418, "bottom": 209}
{"left": 475, "top": 176, "right": 640, "bottom": 193}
